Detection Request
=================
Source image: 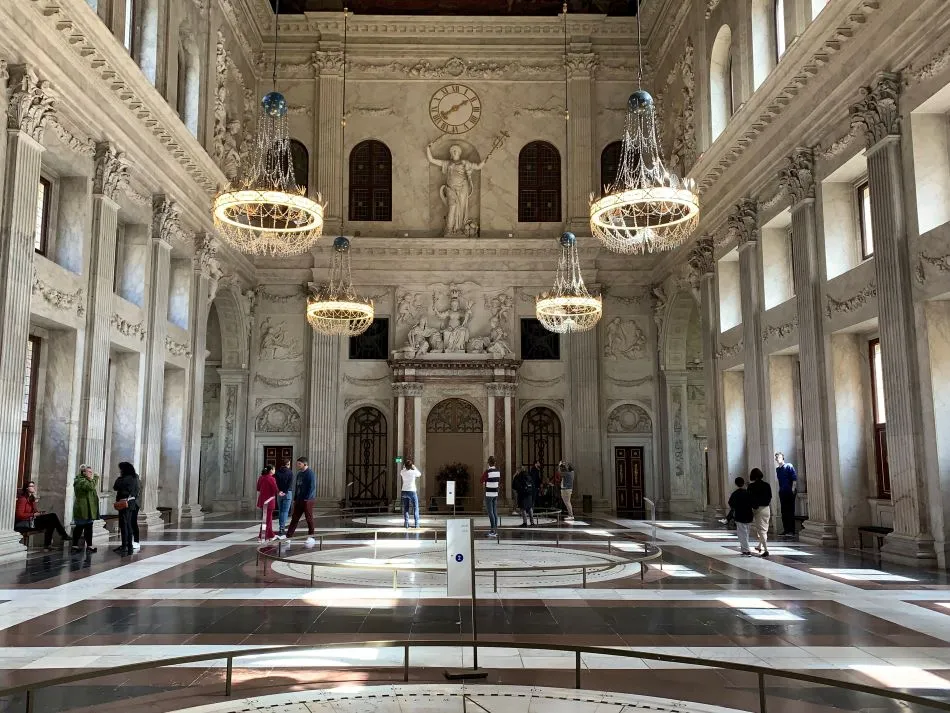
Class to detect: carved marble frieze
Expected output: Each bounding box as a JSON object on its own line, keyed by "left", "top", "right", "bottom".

{"left": 604, "top": 318, "right": 648, "bottom": 360}
{"left": 254, "top": 372, "right": 304, "bottom": 388}
{"left": 255, "top": 402, "right": 302, "bottom": 433}
{"left": 165, "top": 336, "right": 193, "bottom": 358}
{"left": 222, "top": 385, "right": 238, "bottom": 479}
{"left": 255, "top": 286, "right": 306, "bottom": 304}
{"left": 762, "top": 318, "right": 799, "bottom": 344}
{"left": 904, "top": 44, "right": 950, "bottom": 84}
{"left": 392, "top": 382, "right": 425, "bottom": 398}
{"left": 347, "top": 56, "right": 559, "bottom": 80}
{"left": 606, "top": 375, "right": 653, "bottom": 388}
{"left": 916, "top": 252, "right": 950, "bottom": 283}
{"left": 520, "top": 375, "right": 564, "bottom": 387}
{"left": 258, "top": 317, "right": 303, "bottom": 361}
{"left": 344, "top": 374, "right": 391, "bottom": 387}
{"left": 32, "top": 272, "right": 84, "bottom": 318}
{"left": 606, "top": 403, "right": 653, "bottom": 434}
{"left": 715, "top": 340, "right": 744, "bottom": 360}
{"left": 111, "top": 313, "right": 146, "bottom": 341}
{"left": 825, "top": 284, "right": 877, "bottom": 319}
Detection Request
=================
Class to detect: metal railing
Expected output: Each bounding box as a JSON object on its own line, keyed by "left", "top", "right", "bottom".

{"left": 2, "top": 639, "right": 949, "bottom": 713}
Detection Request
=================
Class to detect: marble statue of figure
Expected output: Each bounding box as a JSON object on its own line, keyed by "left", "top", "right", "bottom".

{"left": 220, "top": 119, "right": 242, "bottom": 181}
{"left": 426, "top": 142, "right": 486, "bottom": 235}
{"left": 407, "top": 315, "right": 434, "bottom": 356}
{"left": 487, "top": 317, "right": 512, "bottom": 357}
{"left": 436, "top": 294, "right": 473, "bottom": 353}
{"left": 259, "top": 317, "right": 300, "bottom": 360}
{"left": 604, "top": 317, "right": 645, "bottom": 359}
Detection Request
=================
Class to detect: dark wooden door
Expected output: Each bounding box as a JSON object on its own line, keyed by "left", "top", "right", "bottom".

{"left": 615, "top": 446, "right": 645, "bottom": 517}
{"left": 263, "top": 445, "right": 294, "bottom": 470}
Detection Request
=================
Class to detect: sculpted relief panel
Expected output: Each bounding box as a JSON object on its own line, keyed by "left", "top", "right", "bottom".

{"left": 255, "top": 403, "right": 302, "bottom": 433}
{"left": 258, "top": 317, "right": 303, "bottom": 361}
{"left": 606, "top": 404, "right": 653, "bottom": 434}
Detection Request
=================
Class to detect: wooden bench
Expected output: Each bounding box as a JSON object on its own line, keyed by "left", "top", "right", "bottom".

{"left": 858, "top": 525, "right": 893, "bottom": 552}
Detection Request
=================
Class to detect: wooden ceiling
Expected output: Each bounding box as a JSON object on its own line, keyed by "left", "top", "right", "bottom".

{"left": 268, "top": 0, "right": 639, "bottom": 16}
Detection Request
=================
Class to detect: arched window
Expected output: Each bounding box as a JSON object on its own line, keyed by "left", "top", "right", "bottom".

{"left": 775, "top": 0, "right": 787, "bottom": 62}
{"left": 136, "top": 0, "right": 159, "bottom": 85}
{"left": 518, "top": 141, "right": 561, "bottom": 223}
{"left": 176, "top": 30, "right": 200, "bottom": 136}
{"left": 600, "top": 141, "right": 623, "bottom": 193}
{"left": 520, "top": 406, "right": 562, "bottom": 481}
{"left": 345, "top": 407, "right": 389, "bottom": 505}
{"left": 349, "top": 140, "right": 392, "bottom": 222}
{"left": 290, "top": 140, "right": 309, "bottom": 193}
{"left": 709, "top": 25, "right": 733, "bottom": 141}
{"left": 751, "top": 0, "right": 777, "bottom": 89}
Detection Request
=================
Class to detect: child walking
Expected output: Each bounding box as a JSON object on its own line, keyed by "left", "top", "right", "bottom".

{"left": 726, "top": 476, "right": 755, "bottom": 556}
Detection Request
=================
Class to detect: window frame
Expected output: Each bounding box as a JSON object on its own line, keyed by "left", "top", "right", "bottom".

{"left": 520, "top": 318, "right": 560, "bottom": 361}
{"left": 348, "top": 317, "right": 390, "bottom": 360}
{"left": 34, "top": 176, "right": 52, "bottom": 256}
{"left": 517, "top": 140, "right": 562, "bottom": 223}
{"left": 774, "top": 0, "right": 786, "bottom": 63}
{"left": 19, "top": 336, "right": 41, "bottom": 490}
{"left": 856, "top": 179, "right": 874, "bottom": 260}
{"left": 869, "top": 338, "right": 890, "bottom": 499}
{"left": 123, "top": 0, "right": 136, "bottom": 54}
{"left": 348, "top": 139, "right": 393, "bottom": 223}
{"left": 726, "top": 51, "right": 736, "bottom": 116}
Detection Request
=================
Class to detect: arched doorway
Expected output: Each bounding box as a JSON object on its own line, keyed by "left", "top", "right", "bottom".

{"left": 345, "top": 407, "right": 388, "bottom": 507}
{"left": 520, "top": 406, "right": 562, "bottom": 481}
{"left": 425, "top": 398, "right": 483, "bottom": 510}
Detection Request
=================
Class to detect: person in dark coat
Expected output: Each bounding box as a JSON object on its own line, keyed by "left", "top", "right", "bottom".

{"left": 113, "top": 462, "right": 140, "bottom": 556}
{"left": 274, "top": 460, "right": 295, "bottom": 539}
{"left": 725, "top": 477, "right": 755, "bottom": 556}
{"left": 513, "top": 467, "right": 540, "bottom": 527}
{"left": 747, "top": 468, "right": 773, "bottom": 558}
{"left": 287, "top": 457, "right": 316, "bottom": 541}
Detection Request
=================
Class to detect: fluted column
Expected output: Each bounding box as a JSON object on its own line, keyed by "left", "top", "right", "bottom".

{"left": 689, "top": 237, "right": 725, "bottom": 512}
{"left": 566, "top": 50, "right": 597, "bottom": 233}
{"left": 78, "top": 144, "right": 127, "bottom": 478}
{"left": 568, "top": 329, "right": 602, "bottom": 499}
{"left": 731, "top": 199, "right": 772, "bottom": 476}
{"left": 0, "top": 66, "right": 55, "bottom": 560}
{"left": 139, "top": 196, "right": 177, "bottom": 530}
{"left": 488, "top": 382, "right": 516, "bottom": 502}
{"left": 781, "top": 149, "right": 838, "bottom": 545}
{"left": 851, "top": 73, "right": 935, "bottom": 563}
{"left": 308, "top": 331, "right": 342, "bottom": 501}
{"left": 180, "top": 234, "right": 219, "bottom": 521}
{"left": 217, "top": 368, "right": 249, "bottom": 506}
{"left": 314, "top": 51, "right": 343, "bottom": 232}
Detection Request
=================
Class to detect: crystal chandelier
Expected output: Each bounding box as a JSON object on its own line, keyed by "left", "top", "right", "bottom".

{"left": 307, "top": 11, "right": 374, "bottom": 337}
{"left": 307, "top": 236, "right": 374, "bottom": 336}
{"left": 536, "top": 232, "right": 603, "bottom": 334}
{"left": 212, "top": 0, "right": 324, "bottom": 256}
{"left": 535, "top": 6, "right": 602, "bottom": 335}
{"left": 588, "top": 1, "right": 699, "bottom": 254}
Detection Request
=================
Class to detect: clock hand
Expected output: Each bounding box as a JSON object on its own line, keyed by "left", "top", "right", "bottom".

{"left": 440, "top": 97, "right": 471, "bottom": 120}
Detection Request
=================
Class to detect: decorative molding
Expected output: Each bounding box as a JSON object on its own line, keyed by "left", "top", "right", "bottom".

{"left": 825, "top": 283, "right": 877, "bottom": 319}
{"left": 344, "top": 374, "right": 391, "bottom": 387}
{"left": 93, "top": 143, "right": 131, "bottom": 201}
{"left": 519, "top": 374, "right": 563, "bottom": 387}
{"left": 110, "top": 313, "right": 146, "bottom": 341}
{"left": 254, "top": 372, "right": 304, "bottom": 388}
{"left": 904, "top": 44, "right": 950, "bottom": 84}
{"left": 817, "top": 125, "right": 860, "bottom": 160}
{"left": 314, "top": 50, "right": 344, "bottom": 75}
{"left": 915, "top": 252, "right": 950, "bottom": 283}
{"left": 705, "top": 0, "right": 725, "bottom": 18}
{"left": 607, "top": 403, "right": 653, "bottom": 434}
{"left": 728, "top": 198, "right": 759, "bottom": 247}
{"left": 687, "top": 236, "right": 714, "bottom": 283}
{"left": 348, "top": 56, "right": 556, "bottom": 80}
{"left": 346, "top": 105, "right": 394, "bottom": 118}
{"left": 222, "top": 384, "right": 237, "bottom": 481}
{"left": 604, "top": 318, "right": 648, "bottom": 360}
{"left": 392, "top": 382, "right": 424, "bottom": 398}
{"left": 606, "top": 375, "right": 653, "bottom": 388}
{"left": 152, "top": 195, "right": 182, "bottom": 246}
{"left": 762, "top": 318, "right": 799, "bottom": 343}
{"left": 778, "top": 148, "right": 815, "bottom": 206}
{"left": 715, "top": 340, "right": 744, "bottom": 360}
{"left": 194, "top": 233, "right": 221, "bottom": 282}
{"left": 6, "top": 64, "right": 57, "bottom": 142}
{"left": 255, "top": 402, "right": 301, "bottom": 433}
{"left": 255, "top": 286, "right": 306, "bottom": 303}
{"left": 486, "top": 382, "right": 517, "bottom": 398}
{"left": 165, "top": 336, "right": 193, "bottom": 358}
{"left": 50, "top": 118, "right": 95, "bottom": 157}
{"left": 32, "top": 273, "right": 84, "bottom": 317}
{"left": 849, "top": 72, "right": 902, "bottom": 148}
{"left": 565, "top": 52, "right": 598, "bottom": 78}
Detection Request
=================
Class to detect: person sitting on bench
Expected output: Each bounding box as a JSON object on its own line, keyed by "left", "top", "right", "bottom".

{"left": 15, "top": 481, "right": 68, "bottom": 551}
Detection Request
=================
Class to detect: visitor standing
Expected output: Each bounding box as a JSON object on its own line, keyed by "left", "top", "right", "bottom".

{"left": 747, "top": 468, "right": 772, "bottom": 557}
{"left": 774, "top": 452, "right": 798, "bottom": 537}
{"left": 256, "top": 466, "right": 278, "bottom": 541}
{"left": 400, "top": 458, "right": 422, "bottom": 528}
{"left": 113, "top": 462, "right": 139, "bottom": 556}
{"left": 481, "top": 455, "right": 502, "bottom": 537}
{"left": 726, "top": 477, "right": 754, "bottom": 556}
{"left": 14, "top": 482, "right": 68, "bottom": 551}
{"left": 274, "top": 459, "right": 294, "bottom": 539}
{"left": 287, "top": 457, "right": 316, "bottom": 543}
{"left": 512, "top": 468, "right": 539, "bottom": 527}
{"left": 557, "top": 460, "right": 576, "bottom": 522}
{"left": 70, "top": 465, "right": 99, "bottom": 553}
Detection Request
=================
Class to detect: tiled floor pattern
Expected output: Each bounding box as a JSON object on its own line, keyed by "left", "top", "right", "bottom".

{"left": 0, "top": 515, "right": 949, "bottom": 712}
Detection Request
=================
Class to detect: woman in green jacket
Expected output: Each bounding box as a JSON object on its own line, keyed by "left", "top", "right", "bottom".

{"left": 71, "top": 465, "right": 99, "bottom": 553}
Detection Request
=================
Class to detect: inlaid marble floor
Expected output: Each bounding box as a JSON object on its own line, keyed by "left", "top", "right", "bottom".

{"left": 0, "top": 513, "right": 949, "bottom": 713}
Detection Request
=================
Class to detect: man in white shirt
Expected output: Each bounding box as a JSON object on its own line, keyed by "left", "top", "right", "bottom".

{"left": 400, "top": 459, "right": 422, "bottom": 528}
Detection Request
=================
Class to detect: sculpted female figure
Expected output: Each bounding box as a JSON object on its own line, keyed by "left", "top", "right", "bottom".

{"left": 437, "top": 295, "right": 473, "bottom": 353}
{"left": 426, "top": 142, "right": 486, "bottom": 235}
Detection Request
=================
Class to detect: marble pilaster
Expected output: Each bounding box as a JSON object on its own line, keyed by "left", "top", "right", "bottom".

{"left": 851, "top": 73, "right": 936, "bottom": 563}
{"left": 666, "top": 371, "right": 690, "bottom": 510}
{"left": 488, "top": 382, "right": 516, "bottom": 501}
{"left": 566, "top": 50, "right": 596, "bottom": 233}
{"left": 309, "top": 332, "right": 342, "bottom": 501}
{"left": 138, "top": 196, "right": 177, "bottom": 531}
{"left": 217, "top": 368, "right": 249, "bottom": 507}
{"left": 568, "top": 329, "right": 602, "bottom": 499}
{"left": 782, "top": 148, "right": 838, "bottom": 545}
{"left": 314, "top": 51, "right": 343, "bottom": 232}
{"left": 0, "top": 66, "right": 54, "bottom": 560}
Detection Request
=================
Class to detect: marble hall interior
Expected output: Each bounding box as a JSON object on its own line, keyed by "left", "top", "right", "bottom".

{"left": 4, "top": 0, "right": 950, "bottom": 711}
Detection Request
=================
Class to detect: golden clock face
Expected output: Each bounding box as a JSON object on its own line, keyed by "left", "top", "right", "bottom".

{"left": 429, "top": 84, "right": 481, "bottom": 134}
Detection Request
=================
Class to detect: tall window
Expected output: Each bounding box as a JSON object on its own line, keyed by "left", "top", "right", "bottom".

{"left": 520, "top": 318, "right": 560, "bottom": 360}
{"left": 176, "top": 46, "right": 188, "bottom": 118}
{"left": 857, "top": 180, "right": 874, "bottom": 258}
{"left": 600, "top": 141, "right": 623, "bottom": 193}
{"left": 349, "top": 318, "right": 389, "bottom": 360}
{"left": 774, "top": 0, "right": 786, "bottom": 62}
{"left": 727, "top": 52, "right": 737, "bottom": 116}
{"left": 290, "top": 140, "right": 309, "bottom": 193}
{"left": 123, "top": 0, "right": 135, "bottom": 53}
{"left": 349, "top": 140, "right": 392, "bottom": 221}
{"left": 869, "top": 339, "right": 890, "bottom": 498}
{"left": 19, "top": 337, "right": 40, "bottom": 489}
{"left": 34, "top": 177, "right": 51, "bottom": 255}
{"left": 709, "top": 25, "right": 733, "bottom": 140}
{"left": 518, "top": 141, "right": 561, "bottom": 222}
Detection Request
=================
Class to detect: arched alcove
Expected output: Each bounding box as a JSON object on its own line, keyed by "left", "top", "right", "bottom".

{"left": 425, "top": 398, "right": 484, "bottom": 505}
{"left": 709, "top": 25, "right": 733, "bottom": 141}
{"left": 345, "top": 406, "right": 389, "bottom": 506}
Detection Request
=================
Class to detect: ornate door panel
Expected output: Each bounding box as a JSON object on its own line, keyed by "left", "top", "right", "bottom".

{"left": 346, "top": 407, "right": 389, "bottom": 505}
{"left": 615, "top": 446, "right": 644, "bottom": 517}
{"left": 262, "top": 445, "right": 293, "bottom": 470}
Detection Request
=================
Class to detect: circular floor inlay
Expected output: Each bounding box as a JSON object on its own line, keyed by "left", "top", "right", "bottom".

{"left": 172, "top": 684, "right": 750, "bottom": 713}
{"left": 354, "top": 515, "right": 559, "bottom": 527}
{"left": 270, "top": 543, "right": 640, "bottom": 588}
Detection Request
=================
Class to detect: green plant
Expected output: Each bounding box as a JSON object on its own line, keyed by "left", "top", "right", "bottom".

{"left": 436, "top": 462, "right": 471, "bottom": 498}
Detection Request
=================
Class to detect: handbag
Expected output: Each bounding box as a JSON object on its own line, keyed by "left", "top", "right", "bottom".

{"left": 114, "top": 499, "right": 128, "bottom": 511}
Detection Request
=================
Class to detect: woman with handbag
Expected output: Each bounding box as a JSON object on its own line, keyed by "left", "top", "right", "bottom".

{"left": 113, "top": 462, "right": 139, "bottom": 556}
{"left": 71, "top": 465, "right": 100, "bottom": 553}
{"left": 14, "top": 481, "right": 68, "bottom": 551}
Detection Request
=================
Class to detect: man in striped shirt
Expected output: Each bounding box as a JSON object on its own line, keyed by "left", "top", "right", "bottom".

{"left": 481, "top": 455, "right": 502, "bottom": 537}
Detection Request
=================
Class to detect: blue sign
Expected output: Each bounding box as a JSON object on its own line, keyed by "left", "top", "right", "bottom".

{"left": 455, "top": 553, "right": 464, "bottom": 563}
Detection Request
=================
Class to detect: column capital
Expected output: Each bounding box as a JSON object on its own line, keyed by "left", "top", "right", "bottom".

{"left": 687, "top": 235, "right": 715, "bottom": 285}
{"left": 193, "top": 232, "right": 221, "bottom": 276}
{"left": 6, "top": 64, "right": 56, "bottom": 143}
{"left": 566, "top": 51, "right": 599, "bottom": 79}
{"left": 778, "top": 148, "right": 815, "bottom": 206}
{"left": 152, "top": 195, "right": 181, "bottom": 248}
{"left": 93, "top": 142, "right": 130, "bottom": 202}
{"left": 728, "top": 198, "right": 759, "bottom": 250}
{"left": 849, "top": 71, "right": 901, "bottom": 149}
{"left": 486, "top": 382, "right": 517, "bottom": 398}
{"left": 217, "top": 367, "right": 249, "bottom": 384}
{"left": 392, "top": 381, "right": 423, "bottom": 398}
{"left": 313, "top": 50, "right": 344, "bottom": 76}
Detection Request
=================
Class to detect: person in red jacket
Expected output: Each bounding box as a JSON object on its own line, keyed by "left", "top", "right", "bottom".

{"left": 14, "top": 482, "right": 68, "bottom": 551}
{"left": 256, "top": 466, "right": 278, "bottom": 541}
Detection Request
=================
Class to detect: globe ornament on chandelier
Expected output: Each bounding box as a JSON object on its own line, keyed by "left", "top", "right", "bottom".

{"left": 535, "top": 232, "right": 603, "bottom": 334}
{"left": 307, "top": 237, "right": 374, "bottom": 337}
{"left": 212, "top": 90, "right": 325, "bottom": 256}
{"left": 589, "top": 89, "right": 700, "bottom": 254}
